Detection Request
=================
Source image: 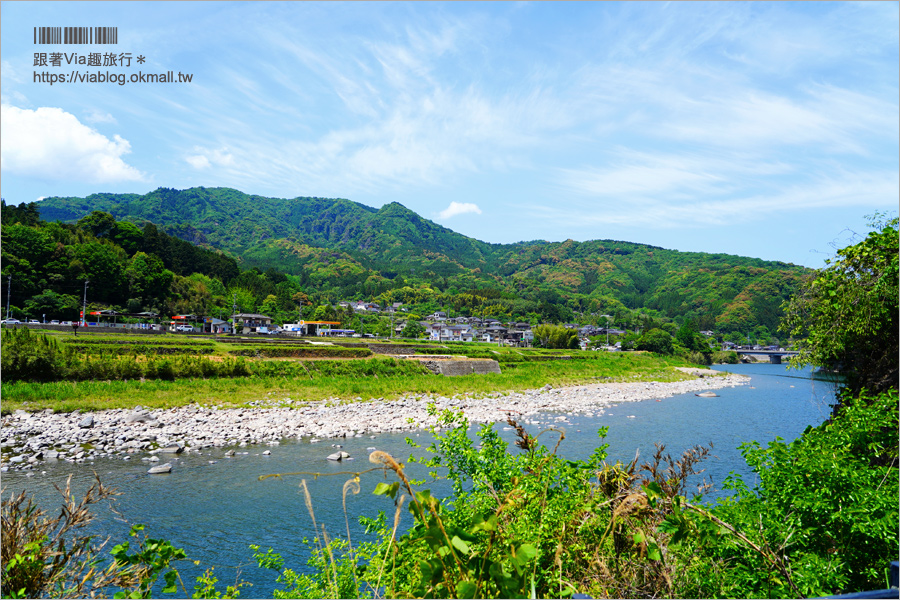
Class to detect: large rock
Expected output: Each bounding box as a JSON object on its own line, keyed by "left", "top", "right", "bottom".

{"left": 148, "top": 463, "right": 172, "bottom": 474}
{"left": 159, "top": 443, "right": 183, "bottom": 454}
{"left": 78, "top": 415, "right": 94, "bottom": 429}
{"left": 125, "top": 412, "right": 153, "bottom": 424}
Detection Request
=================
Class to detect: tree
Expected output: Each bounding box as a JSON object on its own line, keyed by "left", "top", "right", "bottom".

{"left": 259, "top": 294, "right": 280, "bottom": 317}
{"left": 636, "top": 328, "right": 674, "bottom": 355}
{"left": 780, "top": 215, "right": 898, "bottom": 398}
{"left": 76, "top": 211, "right": 117, "bottom": 239}
{"left": 125, "top": 252, "right": 174, "bottom": 305}
{"left": 532, "top": 324, "right": 579, "bottom": 349}
{"left": 400, "top": 321, "right": 424, "bottom": 339}
{"left": 676, "top": 318, "right": 708, "bottom": 352}
{"left": 23, "top": 290, "right": 80, "bottom": 321}
{"left": 73, "top": 241, "right": 127, "bottom": 304}
{"left": 111, "top": 221, "right": 143, "bottom": 256}
{"left": 1, "top": 199, "right": 42, "bottom": 226}
{"left": 226, "top": 287, "right": 257, "bottom": 315}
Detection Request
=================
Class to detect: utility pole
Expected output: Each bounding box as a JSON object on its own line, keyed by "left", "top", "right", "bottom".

{"left": 5, "top": 275, "right": 11, "bottom": 320}
{"left": 232, "top": 293, "right": 238, "bottom": 334}
{"left": 601, "top": 314, "right": 612, "bottom": 348}
{"left": 82, "top": 280, "right": 89, "bottom": 326}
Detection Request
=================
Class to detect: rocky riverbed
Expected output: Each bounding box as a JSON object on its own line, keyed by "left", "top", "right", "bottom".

{"left": 1, "top": 371, "right": 747, "bottom": 472}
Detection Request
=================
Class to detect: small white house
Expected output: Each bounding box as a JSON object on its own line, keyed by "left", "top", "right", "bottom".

{"left": 428, "top": 324, "right": 474, "bottom": 342}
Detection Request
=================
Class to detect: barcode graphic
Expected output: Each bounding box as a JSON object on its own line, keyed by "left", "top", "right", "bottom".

{"left": 33, "top": 27, "right": 118, "bottom": 44}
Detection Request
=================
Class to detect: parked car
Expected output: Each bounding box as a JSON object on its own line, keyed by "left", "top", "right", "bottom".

{"left": 0, "top": 318, "right": 21, "bottom": 324}
{"left": 175, "top": 324, "right": 194, "bottom": 333}
{"left": 61, "top": 321, "right": 73, "bottom": 326}
{"left": 28, "top": 319, "right": 40, "bottom": 324}
{"left": 50, "top": 320, "right": 60, "bottom": 324}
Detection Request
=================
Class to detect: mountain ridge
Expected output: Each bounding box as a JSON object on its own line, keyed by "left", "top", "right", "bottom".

{"left": 34, "top": 186, "right": 809, "bottom": 332}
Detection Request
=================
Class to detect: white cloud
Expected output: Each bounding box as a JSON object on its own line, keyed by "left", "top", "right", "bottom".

{"left": 185, "top": 146, "right": 235, "bottom": 170}
{"left": 438, "top": 201, "right": 482, "bottom": 219}
{"left": 84, "top": 109, "right": 117, "bottom": 125}
{"left": 185, "top": 155, "right": 211, "bottom": 169}
{"left": 0, "top": 104, "right": 144, "bottom": 183}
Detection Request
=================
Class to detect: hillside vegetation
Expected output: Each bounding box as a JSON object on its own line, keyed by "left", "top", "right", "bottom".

{"left": 28, "top": 187, "right": 807, "bottom": 333}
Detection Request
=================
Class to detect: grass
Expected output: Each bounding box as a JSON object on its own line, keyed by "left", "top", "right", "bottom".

{"left": 3, "top": 330, "right": 718, "bottom": 414}
{"left": 1, "top": 350, "right": 707, "bottom": 414}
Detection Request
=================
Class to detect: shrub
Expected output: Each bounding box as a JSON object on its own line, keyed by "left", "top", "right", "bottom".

{"left": 1, "top": 327, "right": 68, "bottom": 382}
{"left": 712, "top": 350, "right": 739, "bottom": 364}
{"left": 1, "top": 475, "right": 185, "bottom": 598}
{"left": 697, "top": 388, "right": 900, "bottom": 597}
{"left": 532, "top": 324, "right": 579, "bottom": 349}
{"left": 636, "top": 328, "right": 674, "bottom": 355}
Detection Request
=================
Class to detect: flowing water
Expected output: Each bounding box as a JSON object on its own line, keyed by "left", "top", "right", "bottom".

{"left": 2, "top": 363, "right": 835, "bottom": 596}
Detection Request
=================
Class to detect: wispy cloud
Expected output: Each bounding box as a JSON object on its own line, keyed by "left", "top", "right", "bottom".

{"left": 84, "top": 109, "right": 117, "bottom": 125}
{"left": 537, "top": 166, "right": 897, "bottom": 230}
{"left": 185, "top": 146, "right": 235, "bottom": 170}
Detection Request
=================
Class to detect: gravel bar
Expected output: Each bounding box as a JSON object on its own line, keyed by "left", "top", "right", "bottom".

{"left": 1, "top": 372, "right": 747, "bottom": 472}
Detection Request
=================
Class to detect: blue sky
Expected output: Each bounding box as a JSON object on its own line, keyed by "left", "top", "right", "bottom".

{"left": 2, "top": 1, "right": 897, "bottom": 268}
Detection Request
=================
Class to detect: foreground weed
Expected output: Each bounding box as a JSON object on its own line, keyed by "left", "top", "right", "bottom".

{"left": 1, "top": 475, "right": 248, "bottom": 599}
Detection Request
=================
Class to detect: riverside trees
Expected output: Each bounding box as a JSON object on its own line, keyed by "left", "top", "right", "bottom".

{"left": 781, "top": 214, "right": 899, "bottom": 398}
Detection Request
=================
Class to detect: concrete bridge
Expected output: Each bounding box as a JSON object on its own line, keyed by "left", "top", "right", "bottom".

{"left": 734, "top": 349, "right": 799, "bottom": 364}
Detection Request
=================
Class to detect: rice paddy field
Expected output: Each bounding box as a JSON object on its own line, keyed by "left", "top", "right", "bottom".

{"left": 1, "top": 327, "right": 700, "bottom": 413}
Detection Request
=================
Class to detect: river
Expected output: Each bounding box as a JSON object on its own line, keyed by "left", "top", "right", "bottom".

{"left": 1, "top": 363, "right": 836, "bottom": 596}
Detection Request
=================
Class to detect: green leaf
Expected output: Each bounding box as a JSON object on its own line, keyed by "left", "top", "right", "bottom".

{"left": 162, "top": 570, "right": 178, "bottom": 594}
{"left": 451, "top": 535, "right": 470, "bottom": 555}
{"left": 456, "top": 580, "right": 478, "bottom": 598}
{"left": 643, "top": 481, "right": 663, "bottom": 498}
{"left": 372, "top": 481, "right": 399, "bottom": 499}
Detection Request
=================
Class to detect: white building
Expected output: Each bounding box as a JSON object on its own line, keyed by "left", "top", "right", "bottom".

{"left": 428, "top": 323, "right": 474, "bottom": 342}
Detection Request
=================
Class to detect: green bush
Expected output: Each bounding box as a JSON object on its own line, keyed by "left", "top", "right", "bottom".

{"left": 679, "top": 350, "right": 712, "bottom": 365}
{"left": 712, "top": 350, "right": 739, "bottom": 364}
{"left": 636, "top": 328, "right": 674, "bottom": 355}
{"left": 1, "top": 327, "right": 68, "bottom": 382}
{"left": 227, "top": 346, "right": 371, "bottom": 359}
{"left": 684, "top": 388, "right": 900, "bottom": 597}
{"left": 532, "top": 324, "right": 579, "bottom": 349}
{"left": 67, "top": 344, "right": 215, "bottom": 356}
{"left": 1, "top": 476, "right": 196, "bottom": 599}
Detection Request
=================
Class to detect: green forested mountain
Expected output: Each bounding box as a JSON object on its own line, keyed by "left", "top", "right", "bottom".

{"left": 31, "top": 187, "right": 809, "bottom": 333}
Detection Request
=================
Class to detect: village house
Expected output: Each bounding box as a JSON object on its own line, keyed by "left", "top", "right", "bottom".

{"left": 204, "top": 317, "right": 232, "bottom": 334}
{"left": 428, "top": 323, "right": 475, "bottom": 342}
{"left": 233, "top": 313, "right": 273, "bottom": 334}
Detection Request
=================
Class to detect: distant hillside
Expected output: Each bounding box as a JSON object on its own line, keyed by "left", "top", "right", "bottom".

{"left": 35, "top": 187, "right": 810, "bottom": 332}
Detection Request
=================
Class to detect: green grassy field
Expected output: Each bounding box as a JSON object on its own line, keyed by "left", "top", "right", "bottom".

{"left": 2, "top": 329, "right": 705, "bottom": 414}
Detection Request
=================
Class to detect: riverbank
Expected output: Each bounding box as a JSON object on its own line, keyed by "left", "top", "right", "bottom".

{"left": 0, "top": 370, "right": 747, "bottom": 472}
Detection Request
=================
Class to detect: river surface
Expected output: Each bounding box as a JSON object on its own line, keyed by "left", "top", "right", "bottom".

{"left": 2, "top": 363, "right": 836, "bottom": 596}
